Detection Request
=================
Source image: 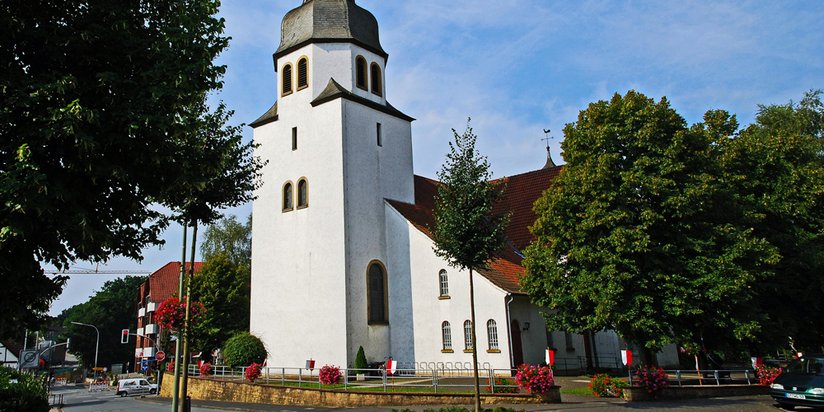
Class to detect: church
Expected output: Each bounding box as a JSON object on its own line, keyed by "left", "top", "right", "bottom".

{"left": 248, "top": 0, "right": 678, "bottom": 372}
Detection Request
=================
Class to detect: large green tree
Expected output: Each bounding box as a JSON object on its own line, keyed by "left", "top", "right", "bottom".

{"left": 432, "top": 121, "right": 508, "bottom": 412}
{"left": 0, "top": 0, "right": 261, "bottom": 338}
{"left": 522, "top": 91, "right": 777, "bottom": 360}
{"left": 720, "top": 91, "right": 824, "bottom": 353}
{"left": 58, "top": 276, "right": 146, "bottom": 369}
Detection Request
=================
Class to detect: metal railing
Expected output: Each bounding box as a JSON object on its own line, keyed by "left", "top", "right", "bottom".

{"left": 187, "top": 364, "right": 760, "bottom": 391}
{"left": 188, "top": 365, "right": 521, "bottom": 393}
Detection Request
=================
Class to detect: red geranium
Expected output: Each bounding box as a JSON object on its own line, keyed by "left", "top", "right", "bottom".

{"left": 156, "top": 297, "right": 205, "bottom": 331}
{"left": 319, "top": 364, "right": 341, "bottom": 385}
{"left": 245, "top": 362, "right": 262, "bottom": 382}
{"left": 756, "top": 364, "right": 782, "bottom": 385}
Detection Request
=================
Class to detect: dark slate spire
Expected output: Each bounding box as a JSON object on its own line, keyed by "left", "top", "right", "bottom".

{"left": 276, "top": 0, "right": 386, "bottom": 59}
{"left": 541, "top": 129, "right": 556, "bottom": 169}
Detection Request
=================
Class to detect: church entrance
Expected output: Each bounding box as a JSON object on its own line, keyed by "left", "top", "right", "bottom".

{"left": 510, "top": 319, "right": 524, "bottom": 368}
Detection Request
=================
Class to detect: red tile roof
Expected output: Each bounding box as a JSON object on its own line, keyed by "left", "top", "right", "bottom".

{"left": 387, "top": 166, "right": 563, "bottom": 294}
{"left": 146, "top": 261, "right": 204, "bottom": 303}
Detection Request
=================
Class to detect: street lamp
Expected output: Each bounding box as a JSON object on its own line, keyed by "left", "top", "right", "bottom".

{"left": 71, "top": 322, "right": 100, "bottom": 370}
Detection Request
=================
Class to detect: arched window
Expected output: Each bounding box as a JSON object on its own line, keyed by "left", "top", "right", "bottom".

{"left": 297, "top": 57, "right": 308, "bottom": 90}
{"left": 370, "top": 62, "right": 382, "bottom": 96}
{"left": 487, "top": 319, "right": 499, "bottom": 350}
{"left": 463, "top": 320, "right": 473, "bottom": 351}
{"left": 297, "top": 178, "right": 308, "bottom": 208}
{"left": 355, "top": 56, "right": 368, "bottom": 90}
{"left": 441, "top": 321, "right": 452, "bottom": 351}
{"left": 282, "top": 63, "right": 293, "bottom": 96}
{"left": 367, "top": 261, "right": 387, "bottom": 324}
{"left": 438, "top": 270, "right": 449, "bottom": 297}
{"left": 282, "top": 182, "right": 293, "bottom": 211}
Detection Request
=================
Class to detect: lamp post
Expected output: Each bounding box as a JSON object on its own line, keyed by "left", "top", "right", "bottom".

{"left": 71, "top": 322, "right": 100, "bottom": 370}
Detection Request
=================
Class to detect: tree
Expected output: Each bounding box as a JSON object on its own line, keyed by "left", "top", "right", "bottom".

{"left": 200, "top": 215, "right": 252, "bottom": 271}
{"left": 432, "top": 120, "right": 509, "bottom": 412}
{"left": 522, "top": 91, "right": 776, "bottom": 361}
{"left": 59, "top": 276, "right": 146, "bottom": 369}
{"left": 0, "top": 0, "right": 261, "bottom": 339}
{"left": 190, "top": 252, "right": 250, "bottom": 354}
{"left": 720, "top": 90, "right": 824, "bottom": 353}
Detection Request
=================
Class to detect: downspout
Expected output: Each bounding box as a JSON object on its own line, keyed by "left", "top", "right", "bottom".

{"left": 505, "top": 294, "right": 515, "bottom": 368}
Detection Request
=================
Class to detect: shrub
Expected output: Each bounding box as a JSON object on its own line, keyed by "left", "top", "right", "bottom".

{"left": 486, "top": 377, "right": 518, "bottom": 393}
{"left": 319, "top": 364, "right": 341, "bottom": 385}
{"left": 589, "top": 373, "right": 625, "bottom": 397}
{"left": 223, "top": 332, "right": 267, "bottom": 368}
{"left": 353, "top": 346, "right": 368, "bottom": 373}
{"left": 514, "top": 364, "right": 554, "bottom": 394}
{"left": 634, "top": 366, "right": 668, "bottom": 395}
{"left": 199, "top": 362, "right": 213, "bottom": 376}
{"left": 755, "top": 364, "right": 782, "bottom": 385}
{"left": 245, "top": 362, "right": 262, "bottom": 382}
{"left": 0, "top": 366, "right": 49, "bottom": 412}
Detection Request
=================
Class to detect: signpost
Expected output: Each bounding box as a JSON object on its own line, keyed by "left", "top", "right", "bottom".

{"left": 621, "top": 349, "right": 633, "bottom": 384}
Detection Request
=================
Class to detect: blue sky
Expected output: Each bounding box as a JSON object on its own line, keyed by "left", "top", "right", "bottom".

{"left": 49, "top": 0, "right": 824, "bottom": 314}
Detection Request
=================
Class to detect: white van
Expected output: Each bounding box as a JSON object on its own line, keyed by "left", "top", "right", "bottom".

{"left": 115, "top": 378, "right": 157, "bottom": 396}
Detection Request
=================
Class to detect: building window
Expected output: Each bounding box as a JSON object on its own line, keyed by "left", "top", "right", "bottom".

{"left": 376, "top": 123, "right": 382, "bottom": 147}
{"left": 370, "top": 62, "right": 382, "bottom": 96}
{"left": 282, "top": 63, "right": 293, "bottom": 96}
{"left": 463, "top": 320, "right": 473, "bottom": 351}
{"left": 487, "top": 319, "right": 499, "bottom": 350}
{"left": 355, "top": 56, "right": 368, "bottom": 91}
{"left": 297, "top": 178, "right": 308, "bottom": 208}
{"left": 367, "top": 261, "right": 387, "bottom": 324}
{"left": 292, "top": 127, "right": 298, "bottom": 151}
{"left": 282, "top": 181, "right": 293, "bottom": 212}
{"left": 438, "top": 269, "right": 449, "bottom": 297}
{"left": 442, "top": 321, "right": 453, "bottom": 351}
{"left": 297, "top": 57, "right": 308, "bottom": 90}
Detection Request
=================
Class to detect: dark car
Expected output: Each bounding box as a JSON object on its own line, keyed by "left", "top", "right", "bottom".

{"left": 770, "top": 354, "right": 824, "bottom": 410}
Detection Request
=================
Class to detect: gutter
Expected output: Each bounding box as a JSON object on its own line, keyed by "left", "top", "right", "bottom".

{"left": 505, "top": 294, "right": 515, "bottom": 368}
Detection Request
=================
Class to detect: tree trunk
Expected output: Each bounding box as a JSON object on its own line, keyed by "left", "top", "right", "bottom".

{"left": 179, "top": 221, "right": 198, "bottom": 412}
{"left": 171, "top": 225, "right": 188, "bottom": 412}
{"left": 469, "top": 268, "right": 481, "bottom": 412}
{"left": 641, "top": 347, "right": 656, "bottom": 366}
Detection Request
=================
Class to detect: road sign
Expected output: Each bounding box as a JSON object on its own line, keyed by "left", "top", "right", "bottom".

{"left": 20, "top": 350, "right": 39, "bottom": 369}
{"left": 156, "top": 351, "right": 165, "bottom": 362}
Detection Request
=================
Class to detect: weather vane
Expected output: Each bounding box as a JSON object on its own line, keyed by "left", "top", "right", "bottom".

{"left": 541, "top": 129, "right": 556, "bottom": 168}
{"left": 541, "top": 129, "right": 552, "bottom": 150}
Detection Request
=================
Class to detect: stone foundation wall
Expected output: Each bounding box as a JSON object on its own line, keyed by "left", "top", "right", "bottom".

{"left": 160, "top": 374, "right": 561, "bottom": 407}
{"left": 623, "top": 384, "right": 768, "bottom": 401}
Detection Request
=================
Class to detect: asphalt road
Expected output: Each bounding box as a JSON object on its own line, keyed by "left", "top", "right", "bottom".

{"left": 49, "top": 383, "right": 797, "bottom": 412}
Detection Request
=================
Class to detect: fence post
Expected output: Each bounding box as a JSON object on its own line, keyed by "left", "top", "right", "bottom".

{"left": 433, "top": 368, "right": 438, "bottom": 393}
{"left": 676, "top": 370, "right": 682, "bottom": 387}
{"left": 714, "top": 370, "right": 719, "bottom": 386}
{"left": 382, "top": 367, "right": 388, "bottom": 392}
{"left": 744, "top": 369, "right": 751, "bottom": 385}
{"left": 489, "top": 369, "right": 494, "bottom": 394}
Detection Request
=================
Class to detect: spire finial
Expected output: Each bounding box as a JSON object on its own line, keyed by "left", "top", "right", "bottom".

{"left": 541, "top": 129, "right": 556, "bottom": 169}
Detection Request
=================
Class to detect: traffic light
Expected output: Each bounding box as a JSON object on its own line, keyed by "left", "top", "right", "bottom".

{"left": 121, "top": 329, "right": 129, "bottom": 344}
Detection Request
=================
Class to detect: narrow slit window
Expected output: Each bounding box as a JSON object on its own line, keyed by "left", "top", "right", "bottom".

{"left": 439, "top": 269, "right": 448, "bottom": 297}
{"left": 292, "top": 127, "right": 298, "bottom": 151}
{"left": 376, "top": 123, "right": 382, "bottom": 147}
{"left": 282, "top": 64, "right": 293, "bottom": 96}
{"left": 367, "top": 262, "right": 387, "bottom": 324}
{"left": 297, "top": 58, "right": 308, "bottom": 89}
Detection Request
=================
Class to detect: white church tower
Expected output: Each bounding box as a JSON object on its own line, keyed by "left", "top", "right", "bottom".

{"left": 249, "top": 0, "right": 414, "bottom": 368}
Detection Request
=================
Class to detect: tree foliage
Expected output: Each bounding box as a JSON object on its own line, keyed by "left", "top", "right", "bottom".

{"left": 720, "top": 91, "right": 824, "bottom": 352}
{"left": 200, "top": 215, "right": 252, "bottom": 271}
{"left": 222, "top": 332, "right": 267, "bottom": 368}
{"left": 0, "top": 0, "right": 262, "bottom": 338}
{"left": 432, "top": 120, "right": 509, "bottom": 271}
{"left": 58, "top": 276, "right": 145, "bottom": 369}
{"left": 190, "top": 252, "right": 250, "bottom": 353}
{"left": 522, "top": 91, "right": 777, "bottom": 356}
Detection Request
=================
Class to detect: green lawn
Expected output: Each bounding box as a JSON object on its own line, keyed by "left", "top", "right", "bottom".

{"left": 560, "top": 386, "right": 594, "bottom": 396}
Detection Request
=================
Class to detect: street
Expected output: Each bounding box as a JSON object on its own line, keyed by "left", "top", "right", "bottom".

{"left": 49, "top": 383, "right": 796, "bottom": 412}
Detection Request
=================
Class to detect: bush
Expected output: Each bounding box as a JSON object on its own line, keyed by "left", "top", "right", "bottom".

{"left": 199, "top": 362, "right": 213, "bottom": 376}
{"left": 755, "top": 364, "right": 782, "bottom": 385}
{"left": 223, "top": 332, "right": 267, "bottom": 368}
{"left": 514, "top": 364, "right": 554, "bottom": 394}
{"left": 0, "top": 367, "right": 49, "bottom": 412}
{"left": 319, "top": 364, "right": 341, "bottom": 385}
{"left": 589, "top": 373, "right": 625, "bottom": 397}
{"left": 353, "top": 346, "right": 367, "bottom": 373}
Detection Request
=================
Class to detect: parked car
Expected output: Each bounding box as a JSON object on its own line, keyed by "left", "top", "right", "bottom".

{"left": 115, "top": 378, "right": 157, "bottom": 397}
{"left": 770, "top": 354, "right": 824, "bottom": 410}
